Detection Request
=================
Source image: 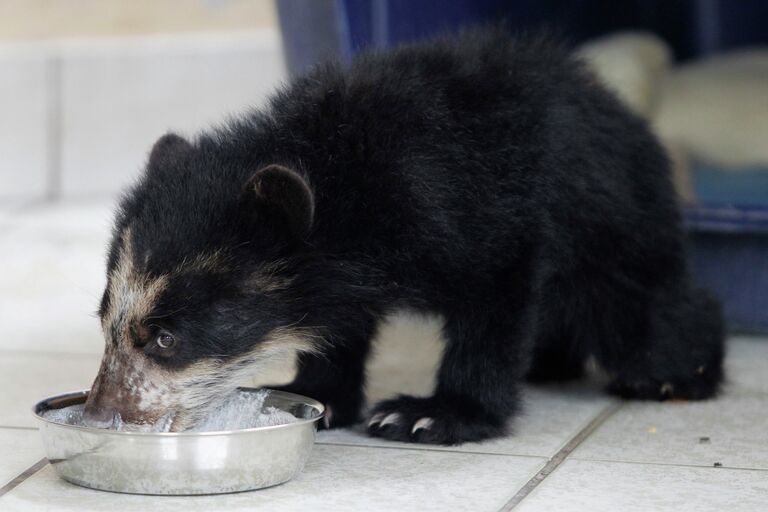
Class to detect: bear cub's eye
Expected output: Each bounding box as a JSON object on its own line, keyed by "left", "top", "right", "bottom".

{"left": 156, "top": 330, "right": 176, "bottom": 349}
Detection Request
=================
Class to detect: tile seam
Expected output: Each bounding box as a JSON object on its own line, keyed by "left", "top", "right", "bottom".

{"left": 498, "top": 401, "right": 623, "bottom": 512}
{"left": 569, "top": 456, "right": 768, "bottom": 473}
{"left": 0, "top": 425, "right": 38, "bottom": 431}
{"left": 0, "top": 349, "right": 101, "bottom": 359}
{"left": 315, "top": 439, "right": 548, "bottom": 459}
{"left": 0, "top": 458, "right": 48, "bottom": 498}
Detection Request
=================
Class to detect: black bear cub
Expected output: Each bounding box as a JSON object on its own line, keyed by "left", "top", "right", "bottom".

{"left": 83, "top": 29, "right": 724, "bottom": 444}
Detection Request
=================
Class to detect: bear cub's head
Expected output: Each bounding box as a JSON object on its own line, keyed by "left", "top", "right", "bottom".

{"left": 83, "top": 133, "right": 321, "bottom": 431}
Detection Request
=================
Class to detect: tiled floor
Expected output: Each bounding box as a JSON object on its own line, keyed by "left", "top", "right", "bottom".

{"left": 1, "top": 200, "right": 767, "bottom": 511}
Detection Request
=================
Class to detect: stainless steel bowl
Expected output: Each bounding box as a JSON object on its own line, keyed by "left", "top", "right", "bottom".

{"left": 33, "top": 388, "right": 324, "bottom": 495}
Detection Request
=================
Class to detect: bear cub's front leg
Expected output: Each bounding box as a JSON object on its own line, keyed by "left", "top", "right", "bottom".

{"left": 366, "top": 309, "right": 527, "bottom": 445}
{"left": 275, "top": 341, "right": 372, "bottom": 430}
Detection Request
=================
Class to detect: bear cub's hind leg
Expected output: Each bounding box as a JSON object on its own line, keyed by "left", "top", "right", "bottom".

{"left": 603, "top": 286, "right": 725, "bottom": 401}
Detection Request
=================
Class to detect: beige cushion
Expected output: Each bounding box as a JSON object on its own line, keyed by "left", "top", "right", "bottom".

{"left": 654, "top": 49, "right": 768, "bottom": 168}
{"left": 577, "top": 31, "right": 672, "bottom": 117}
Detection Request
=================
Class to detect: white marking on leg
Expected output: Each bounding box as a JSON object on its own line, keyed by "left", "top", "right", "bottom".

{"left": 411, "top": 417, "right": 434, "bottom": 434}
{"left": 367, "top": 310, "right": 445, "bottom": 399}
{"left": 379, "top": 412, "right": 401, "bottom": 427}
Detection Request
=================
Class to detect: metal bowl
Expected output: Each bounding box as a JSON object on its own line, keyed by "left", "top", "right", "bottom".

{"left": 33, "top": 388, "right": 324, "bottom": 495}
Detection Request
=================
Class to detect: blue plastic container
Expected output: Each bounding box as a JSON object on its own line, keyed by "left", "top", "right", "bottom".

{"left": 277, "top": 0, "right": 768, "bottom": 75}
{"left": 685, "top": 206, "right": 768, "bottom": 333}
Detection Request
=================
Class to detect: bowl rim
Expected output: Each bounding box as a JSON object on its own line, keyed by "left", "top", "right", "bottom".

{"left": 32, "top": 387, "right": 325, "bottom": 437}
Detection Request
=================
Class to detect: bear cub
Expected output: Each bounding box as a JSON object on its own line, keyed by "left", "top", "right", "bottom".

{"left": 84, "top": 29, "right": 724, "bottom": 444}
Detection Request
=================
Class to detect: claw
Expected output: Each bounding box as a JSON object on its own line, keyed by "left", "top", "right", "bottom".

{"left": 411, "top": 417, "right": 434, "bottom": 434}
{"left": 379, "top": 412, "right": 401, "bottom": 428}
{"left": 322, "top": 405, "right": 333, "bottom": 429}
{"left": 367, "top": 412, "right": 385, "bottom": 428}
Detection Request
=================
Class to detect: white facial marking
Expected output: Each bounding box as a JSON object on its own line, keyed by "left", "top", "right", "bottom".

{"left": 93, "top": 228, "right": 324, "bottom": 431}
{"left": 102, "top": 228, "right": 168, "bottom": 341}
{"left": 164, "top": 330, "right": 323, "bottom": 431}
{"left": 248, "top": 259, "right": 294, "bottom": 293}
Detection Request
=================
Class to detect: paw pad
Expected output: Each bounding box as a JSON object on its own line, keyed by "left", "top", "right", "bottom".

{"left": 365, "top": 395, "right": 506, "bottom": 444}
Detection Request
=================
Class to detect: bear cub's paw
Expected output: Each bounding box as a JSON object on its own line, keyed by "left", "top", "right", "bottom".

{"left": 366, "top": 395, "right": 507, "bottom": 445}
{"left": 608, "top": 364, "right": 723, "bottom": 401}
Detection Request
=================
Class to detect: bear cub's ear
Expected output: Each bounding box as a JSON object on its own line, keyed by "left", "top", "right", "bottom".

{"left": 248, "top": 165, "right": 315, "bottom": 239}
{"left": 148, "top": 133, "right": 193, "bottom": 168}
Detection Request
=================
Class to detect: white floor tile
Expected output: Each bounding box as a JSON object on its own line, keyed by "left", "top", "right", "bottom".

{"left": 319, "top": 384, "right": 614, "bottom": 458}
{"left": 0, "top": 428, "right": 44, "bottom": 488}
{"left": 0, "top": 352, "right": 100, "bottom": 428}
{"left": 58, "top": 32, "right": 286, "bottom": 196}
{"left": 573, "top": 394, "right": 768, "bottom": 470}
{"left": 0, "top": 47, "right": 49, "bottom": 199}
{"left": 515, "top": 459, "right": 768, "bottom": 512}
{"left": 3, "top": 446, "right": 545, "bottom": 512}
{"left": 573, "top": 336, "right": 768, "bottom": 470}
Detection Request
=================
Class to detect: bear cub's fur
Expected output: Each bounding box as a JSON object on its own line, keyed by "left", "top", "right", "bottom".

{"left": 89, "top": 29, "right": 724, "bottom": 444}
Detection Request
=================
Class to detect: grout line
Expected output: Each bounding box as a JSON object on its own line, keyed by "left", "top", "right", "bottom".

{"left": 0, "top": 458, "right": 48, "bottom": 498}
{"left": 0, "top": 425, "right": 38, "bottom": 431}
{"left": 0, "top": 348, "right": 101, "bottom": 359}
{"left": 498, "top": 401, "right": 623, "bottom": 512}
{"left": 569, "top": 456, "right": 768, "bottom": 473}
{"left": 315, "top": 439, "right": 546, "bottom": 459}
{"left": 10, "top": 196, "right": 60, "bottom": 214}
